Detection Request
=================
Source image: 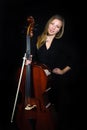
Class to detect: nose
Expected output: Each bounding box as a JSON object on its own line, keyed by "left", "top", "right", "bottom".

{"left": 52, "top": 25, "right": 56, "bottom": 30}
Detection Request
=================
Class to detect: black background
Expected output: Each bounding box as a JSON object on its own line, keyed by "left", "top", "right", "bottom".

{"left": 0, "top": 0, "right": 86, "bottom": 130}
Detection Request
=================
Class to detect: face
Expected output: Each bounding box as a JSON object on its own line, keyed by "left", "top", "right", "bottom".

{"left": 47, "top": 19, "right": 63, "bottom": 36}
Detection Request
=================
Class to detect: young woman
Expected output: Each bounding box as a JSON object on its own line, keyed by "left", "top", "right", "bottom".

{"left": 26, "top": 14, "right": 79, "bottom": 129}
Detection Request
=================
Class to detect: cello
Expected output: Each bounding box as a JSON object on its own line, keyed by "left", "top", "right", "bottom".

{"left": 11, "top": 16, "right": 56, "bottom": 130}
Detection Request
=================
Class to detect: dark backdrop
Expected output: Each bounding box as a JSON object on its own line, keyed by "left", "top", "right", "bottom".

{"left": 0, "top": 0, "right": 86, "bottom": 130}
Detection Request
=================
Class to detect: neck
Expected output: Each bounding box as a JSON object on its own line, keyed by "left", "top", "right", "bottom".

{"left": 46, "top": 35, "right": 55, "bottom": 42}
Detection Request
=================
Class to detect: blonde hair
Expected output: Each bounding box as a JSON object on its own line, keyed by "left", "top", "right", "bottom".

{"left": 36, "top": 14, "right": 65, "bottom": 49}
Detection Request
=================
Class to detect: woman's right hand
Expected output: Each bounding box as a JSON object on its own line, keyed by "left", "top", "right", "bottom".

{"left": 25, "top": 55, "right": 32, "bottom": 65}
{"left": 25, "top": 60, "right": 32, "bottom": 65}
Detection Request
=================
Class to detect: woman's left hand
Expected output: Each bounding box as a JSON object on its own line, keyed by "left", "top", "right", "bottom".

{"left": 52, "top": 66, "right": 71, "bottom": 75}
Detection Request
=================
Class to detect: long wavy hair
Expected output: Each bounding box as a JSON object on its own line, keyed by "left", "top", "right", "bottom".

{"left": 36, "top": 14, "right": 65, "bottom": 49}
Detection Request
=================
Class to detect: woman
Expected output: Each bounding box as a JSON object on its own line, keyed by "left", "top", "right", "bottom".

{"left": 26, "top": 14, "right": 78, "bottom": 129}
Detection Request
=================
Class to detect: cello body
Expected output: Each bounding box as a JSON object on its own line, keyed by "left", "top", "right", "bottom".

{"left": 15, "top": 63, "right": 56, "bottom": 130}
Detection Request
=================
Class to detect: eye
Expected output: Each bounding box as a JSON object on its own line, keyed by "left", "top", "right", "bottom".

{"left": 57, "top": 25, "right": 61, "bottom": 29}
